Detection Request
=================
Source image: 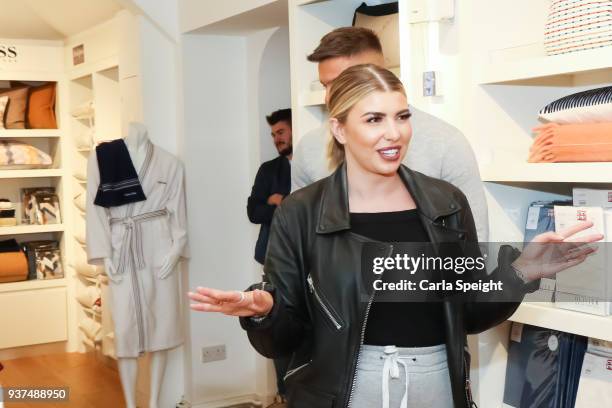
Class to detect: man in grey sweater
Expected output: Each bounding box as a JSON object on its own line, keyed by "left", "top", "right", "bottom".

{"left": 292, "top": 27, "right": 488, "bottom": 241}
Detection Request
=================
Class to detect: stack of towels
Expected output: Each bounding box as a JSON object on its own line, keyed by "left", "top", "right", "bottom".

{"left": 529, "top": 86, "right": 612, "bottom": 162}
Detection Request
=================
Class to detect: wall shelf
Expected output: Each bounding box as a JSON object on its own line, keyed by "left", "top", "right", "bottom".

{"left": 479, "top": 46, "right": 612, "bottom": 85}
{"left": 509, "top": 302, "right": 612, "bottom": 341}
{"left": 295, "top": 0, "right": 329, "bottom": 6}
{"left": 0, "top": 169, "right": 63, "bottom": 179}
{"left": 480, "top": 162, "right": 612, "bottom": 183}
{"left": 0, "top": 278, "right": 67, "bottom": 294}
{"left": 0, "top": 130, "right": 61, "bottom": 138}
{"left": 300, "top": 89, "right": 325, "bottom": 107}
{"left": 0, "top": 224, "right": 65, "bottom": 236}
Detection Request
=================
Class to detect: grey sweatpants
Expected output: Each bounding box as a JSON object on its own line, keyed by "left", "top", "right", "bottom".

{"left": 350, "top": 344, "right": 454, "bottom": 408}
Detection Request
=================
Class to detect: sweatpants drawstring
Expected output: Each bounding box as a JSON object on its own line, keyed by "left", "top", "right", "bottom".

{"left": 382, "top": 345, "right": 409, "bottom": 408}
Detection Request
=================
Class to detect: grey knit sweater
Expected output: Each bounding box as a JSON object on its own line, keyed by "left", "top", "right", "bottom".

{"left": 291, "top": 106, "right": 489, "bottom": 242}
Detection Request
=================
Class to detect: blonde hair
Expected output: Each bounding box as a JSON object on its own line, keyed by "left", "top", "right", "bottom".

{"left": 326, "top": 64, "right": 406, "bottom": 169}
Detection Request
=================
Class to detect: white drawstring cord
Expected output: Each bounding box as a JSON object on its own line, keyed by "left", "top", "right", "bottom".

{"left": 382, "top": 345, "right": 409, "bottom": 408}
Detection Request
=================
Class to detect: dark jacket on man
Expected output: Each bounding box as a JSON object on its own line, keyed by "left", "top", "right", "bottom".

{"left": 247, "top": 155, "right": 291, "bottom": 264}
{"left": 240, "top": 163, "right": 536, "bottom": 408}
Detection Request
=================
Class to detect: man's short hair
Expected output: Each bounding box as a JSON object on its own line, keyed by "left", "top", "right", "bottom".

{"left": 307, "top": 27, "right": 383, "bottom": 62}
{"left": 266, "top": 108, "right": 292, "bottom": 127}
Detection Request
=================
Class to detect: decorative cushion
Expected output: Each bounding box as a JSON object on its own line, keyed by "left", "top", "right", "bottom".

{"left": 0, "top": 86, "right": 29, "bottom": 129}
{"left": 539, "top": 86, "right": 612, "bottom": 124}
{"left": 0, "top": 95, "right": 8, "bottom": 129}
{"left": 79, "top": 316, "right": 102, "bottom": 342}
{"left": 27, "top": 83, "right": 57, "bottom": 129}
{"left": 75, "top": 217, "right": 86, "bottom": 245}
{"left": 75, "top": 260, "right": 100, "bottom": 278}
{"left": 74, "top": 193, "right": 86, "bottom": 213}
{"left": 71, "top": 100, "right": 94, "bottom": 119}
{"left": 0, "top": 140, "right": 52, "bottom": 168}
{"left": 76, "top": 282, "right": 101, "bottom": 308}
{"left": 75, "top": 128, "right": 94, "bottom": 150}
{"left": 353, "top": 2, "right": 400, "bottom": 68}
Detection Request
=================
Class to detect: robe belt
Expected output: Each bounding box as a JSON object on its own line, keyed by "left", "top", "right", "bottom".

{"left": 110, "top": 209, "right": 169, "bottom": 276}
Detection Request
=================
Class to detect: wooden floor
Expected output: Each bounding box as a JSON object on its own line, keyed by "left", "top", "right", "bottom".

{"left": 0, "top": 352, "right": 126, "bottom": 407}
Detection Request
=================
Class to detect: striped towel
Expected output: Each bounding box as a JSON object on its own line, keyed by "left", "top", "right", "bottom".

{"left": 544, "top": 0, "right": 612, "bottom": 56}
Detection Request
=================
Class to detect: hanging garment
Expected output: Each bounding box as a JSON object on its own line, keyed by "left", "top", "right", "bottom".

{"left": 86, "top": 139, "right": 189, "bottom": 358}
{"left": 93, "top": 139, "right": 147, "bottom": 208}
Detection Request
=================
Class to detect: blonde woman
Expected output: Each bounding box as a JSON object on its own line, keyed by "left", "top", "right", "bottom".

{"left": 189, "top": 65, "right": 600, "bottom": 408}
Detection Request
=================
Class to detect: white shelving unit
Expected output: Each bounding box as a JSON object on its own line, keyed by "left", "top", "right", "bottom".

{"left": 0, "top": 15, "right": 128, "bottom": 362}
{"left": 0, "top": 129, "right": 62, "bottom": 138}
{"left": 299, "top": 89, "right": 325, "bottom": 107}
{"left": 478, "top": 46, "right": 612, "bottom": 85}
{"left": 0, "top": 169, "right": 63, "bottom": 179}
{"left": 0, "top": 224, "right": 65, "bottom": 236}
{"left": 0, "top": 278, "right": 67, "bottom": 294}
{"left": 67, "top": 57, "right": 121, "bottom": 359}
{"left": 468, "top": 1, "right": 612, "bottom": 406}
{"left": 509, "top": 303, "right": 612, "bottom": 342}
{"left": 289, "top": 0, "right": 406, "bottom": 144}
{"left": 480, "top": 162, "right": 612, "bottom": 183}
{"left": 0, "top": 68, "right": 70, "bottom": 350}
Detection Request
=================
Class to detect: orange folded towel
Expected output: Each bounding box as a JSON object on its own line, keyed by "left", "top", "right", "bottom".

{"left": 529, "top": 122, "right": 612, "bottom": 162}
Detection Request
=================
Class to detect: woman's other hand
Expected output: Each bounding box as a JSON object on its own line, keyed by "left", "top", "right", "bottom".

{"left": 513, "top": 220, "right": 604, "bottom": 282}
{"left": 188, "top": 287, "right": 274, "bottom": 317}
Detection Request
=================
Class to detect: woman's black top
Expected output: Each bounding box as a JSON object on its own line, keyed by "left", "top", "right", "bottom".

{"left": 350, "top": 209, "right": 446, "bottom": 347}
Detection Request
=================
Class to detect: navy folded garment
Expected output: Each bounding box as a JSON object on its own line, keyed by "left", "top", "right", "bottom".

{"left": 93, "top": 139, "right": 146, "bottom": 208}
{"left": 503, "top": 323, "right": 588, "bottom": 408}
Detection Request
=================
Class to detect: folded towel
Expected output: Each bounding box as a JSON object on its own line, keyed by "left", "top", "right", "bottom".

{"left": 93, "top": 139, "right": 146, "bottom": 208}
{"left": 529, "top": 122, "right": 612, "bottom": 162}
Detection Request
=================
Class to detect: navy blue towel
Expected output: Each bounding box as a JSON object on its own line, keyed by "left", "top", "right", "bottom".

{"left": 94, "top": 139, "right": 146, "bottom": 208}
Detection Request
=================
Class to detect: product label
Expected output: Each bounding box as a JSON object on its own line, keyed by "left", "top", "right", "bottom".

{"left": 510, "top": 322, "right": 523, "bottom": 343}
{"left": 525, "top": 206, "right": 540, "bottom": 230}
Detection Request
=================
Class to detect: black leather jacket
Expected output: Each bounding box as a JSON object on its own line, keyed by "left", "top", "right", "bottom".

{"left": 241, "top": 164, "right": 528, "bottom": 408}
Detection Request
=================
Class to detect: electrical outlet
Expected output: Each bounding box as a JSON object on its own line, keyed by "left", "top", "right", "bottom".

{"left": 201, "top": 345, "right": 226, "bottom": 363}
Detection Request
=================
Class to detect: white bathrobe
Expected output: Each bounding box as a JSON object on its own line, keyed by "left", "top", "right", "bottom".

{"left": 86, "top": 139, "right": 189, "bottom": 357}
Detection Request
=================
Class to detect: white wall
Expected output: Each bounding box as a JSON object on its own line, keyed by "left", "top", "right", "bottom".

{"left": 130, "top": 0, "right": 180, "bottom": 41}
{"left": 245, "top": 25, "right": 292, "bottom": 400}
{"left": 137, "top": 15, "right": 180, "bottom": 154}
{"left": 247, "top": 26, "right": 292, "bottom": 164}
{"left": 181, "top": 33, "right": 261, "bottom": 405}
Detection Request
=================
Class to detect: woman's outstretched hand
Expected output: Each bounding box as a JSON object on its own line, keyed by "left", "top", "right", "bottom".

{"left": 514, "top": 220, "right": 604, "bottom": 282}
{"left": 188, "top": 287, "right": 274, "bottom": 317}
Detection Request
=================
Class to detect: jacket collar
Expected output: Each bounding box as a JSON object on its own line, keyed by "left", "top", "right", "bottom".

{"left": 316, "top": 162, "right": 462, "bottom": 234}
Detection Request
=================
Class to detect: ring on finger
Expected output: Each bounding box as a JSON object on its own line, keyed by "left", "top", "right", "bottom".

{"left": 236, "top": 291, "right": 246, "bottom": 304}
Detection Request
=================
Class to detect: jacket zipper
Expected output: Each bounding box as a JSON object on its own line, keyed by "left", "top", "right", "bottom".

{"left": 347, "top": 244, "right": 394, "bottom": 407}
{"left": 307, "top": 274, "right": 343, "bottom": 330}
{"left": 283, "top": 360, "right": 311, "bottom": 381}
{"left": 463, "top": 352, "right": 477, "bottom": 407}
